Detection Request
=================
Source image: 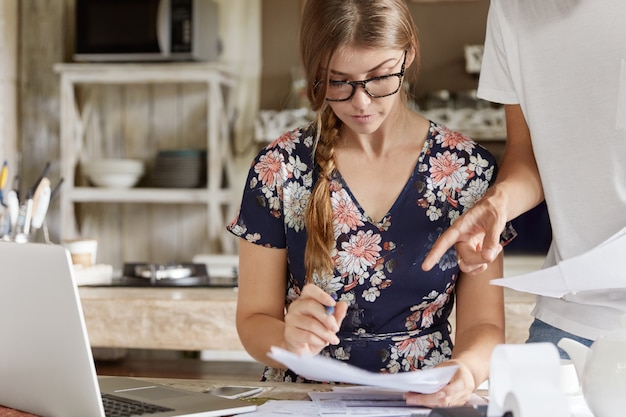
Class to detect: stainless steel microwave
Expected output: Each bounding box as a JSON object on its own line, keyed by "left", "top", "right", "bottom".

{"left": 73, "top": 0, "right": 221, "bottom": 62}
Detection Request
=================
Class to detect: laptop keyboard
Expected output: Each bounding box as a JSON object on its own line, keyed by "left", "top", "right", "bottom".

{"left": 102, "top": 393, "right": 174, "bottom": 416}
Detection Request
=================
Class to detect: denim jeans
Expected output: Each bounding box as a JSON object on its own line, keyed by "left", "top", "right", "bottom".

{"left": 525, "top": 319, "right": 594, "bottom": 359}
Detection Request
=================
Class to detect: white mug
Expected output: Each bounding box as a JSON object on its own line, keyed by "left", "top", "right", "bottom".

{"left": 560, "top": 359, "right": 581, "bottom": 395}
{"left": 63, "top": 239, "right": 98, "bottom": 268}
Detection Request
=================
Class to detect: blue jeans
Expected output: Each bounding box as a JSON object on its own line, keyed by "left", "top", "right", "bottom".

{"left": 525, "top": 319, "right": 594, "bottom": 359}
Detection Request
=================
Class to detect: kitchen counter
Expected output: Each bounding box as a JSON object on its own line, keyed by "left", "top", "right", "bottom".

{"left": 78, "top": 254, "right": 541, "bottom": 352}
{"left": 78, "top": 286, "right": 245, "bottom": 351}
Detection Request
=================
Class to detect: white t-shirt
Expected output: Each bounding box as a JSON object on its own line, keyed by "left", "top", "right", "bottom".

{"left": 477, "top": 0, "right": 626, "bottom": 339}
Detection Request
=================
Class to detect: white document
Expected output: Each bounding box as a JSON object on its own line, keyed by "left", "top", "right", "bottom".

{"left": 308, "top": 389, "right": 430, "bottom": 416}
{"left": 267, "top": 346, "right": 458, "bottom": 394}
{"left": 236, "top": 400, "right": 320, "bottom": 417}
{"left": 491, "top": 227, "right": 626, "bottom": 297}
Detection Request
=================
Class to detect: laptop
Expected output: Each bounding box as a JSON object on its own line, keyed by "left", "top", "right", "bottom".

{"left": 0, "top": 242, "right": 257, "bottom": 417}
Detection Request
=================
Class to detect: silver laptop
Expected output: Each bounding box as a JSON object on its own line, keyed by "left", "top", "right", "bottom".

{"left": 0, "top": 242, "right": 257, "bottom": 417}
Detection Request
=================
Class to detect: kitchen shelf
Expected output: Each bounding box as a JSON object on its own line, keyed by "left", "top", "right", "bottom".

{"left": 68, "top": 187, "right": 233, "bottom": 204}
{"left": 54, "top": 62, "right": 239, "bottom": 256}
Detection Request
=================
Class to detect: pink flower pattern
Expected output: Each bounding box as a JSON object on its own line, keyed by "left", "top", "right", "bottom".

{"left": 332, "top": 188, "right": 364, "bottom": 237}
{"left": 337, "top": 230, "right": 382, "bottom": 276}
{"left": 429, "top": 150, "right": 469, "bottom": 190}
{"left": 255, "top": 150, "right": 284, "bottom": 189}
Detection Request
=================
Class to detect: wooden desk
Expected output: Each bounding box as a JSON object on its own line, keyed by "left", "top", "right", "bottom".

{"left": 0, "top": 376, "right": 495, "bottom": 416}
{"left": 78, "top": 287, "right": 245, "bottom": 351}
{"left": 0, "top": 377, "right": 332, "bottom": 417}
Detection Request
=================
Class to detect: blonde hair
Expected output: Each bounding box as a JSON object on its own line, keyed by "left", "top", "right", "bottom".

{"left": 300, "top": 0, "right": 420, "bottom": 282}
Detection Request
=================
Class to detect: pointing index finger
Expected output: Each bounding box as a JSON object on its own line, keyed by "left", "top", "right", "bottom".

{"left": 421, "top": 228, "right": 460, "bottom": 271}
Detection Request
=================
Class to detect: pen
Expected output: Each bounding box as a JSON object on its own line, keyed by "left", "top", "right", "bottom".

{"left": 325, "top": 292, "right": 338, "bottom": 315}
{"left": 50, "top": 177, "right": 65, "bottom": 201}
{"left": 25, "top": 161, "right": 51, "bottom": 202}
{"left": 21, "top": 192, "right": 34, "bottom": 235}
{"left": 6, "top": 190, "right": 19, "bottom": 233}
{"left": 0, "top": 160, "right": 8, "bottom": 207}
{"left": 31, "top": 177, "right": 50, "bottom": 216}
{"left": 30, "top": 182, "right": 51, "bottom": 234}
{"left": 12, "top": 174, "right": 20, "bottom": 202}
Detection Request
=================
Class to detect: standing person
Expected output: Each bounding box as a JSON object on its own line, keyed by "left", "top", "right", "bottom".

{"left": 228, "top": 0, "right": 506, "bottom": 407}
{"left": 423, "top": 0, "right": 626, "bottom": 355}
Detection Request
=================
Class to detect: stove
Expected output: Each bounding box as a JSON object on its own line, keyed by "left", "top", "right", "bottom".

{"left": 111, "top": 262, "right": 237, "bottom": 287}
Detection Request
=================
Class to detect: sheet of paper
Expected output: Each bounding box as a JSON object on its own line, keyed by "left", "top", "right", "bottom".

{"left": 267, "top": 346, "right": 458, "bottom": 394}
{"left": 309, "top": 389, "right": 430, "bottom": 416}
{"left": 491, "top": 227, "right": 626, "bottom": 297}
{"left": 235, "top": 400, "right": 320, "bottom": 417}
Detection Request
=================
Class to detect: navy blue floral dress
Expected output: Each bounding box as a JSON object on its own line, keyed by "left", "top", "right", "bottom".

{"left": 228, "top": 121, "right": 503, "bottom": 382}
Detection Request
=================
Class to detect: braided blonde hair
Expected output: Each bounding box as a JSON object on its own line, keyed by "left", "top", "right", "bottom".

{"left": 300, "top": 0, "right": 420, "bottom": 282}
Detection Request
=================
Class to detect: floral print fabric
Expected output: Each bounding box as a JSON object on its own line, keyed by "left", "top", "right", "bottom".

{"left": 228, "top": 121, "right": 500, "bottom": 382}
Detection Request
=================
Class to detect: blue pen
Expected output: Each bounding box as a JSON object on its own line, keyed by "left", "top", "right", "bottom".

{"left": 325, "top": 292, "right": 338, "bottom": 315}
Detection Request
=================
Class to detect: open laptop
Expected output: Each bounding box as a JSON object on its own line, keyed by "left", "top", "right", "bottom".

{"left": 0, "top": 242, "right": 257, "bottom": 417}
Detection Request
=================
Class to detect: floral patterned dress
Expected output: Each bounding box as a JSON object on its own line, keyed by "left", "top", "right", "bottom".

{"left": 228, "top": 121, "right": 501, "bottom": 382}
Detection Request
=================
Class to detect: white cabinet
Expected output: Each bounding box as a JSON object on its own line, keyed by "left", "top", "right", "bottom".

{"left": 54, "top": 62, "right": 239, "bottom": 264}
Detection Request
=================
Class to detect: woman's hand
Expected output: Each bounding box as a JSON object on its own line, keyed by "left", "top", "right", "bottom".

{"left": 404, "top": 361, "right": 477, "bottom": 408}
{"left": 283, "top": 283, "right": 348, "bottom": 356}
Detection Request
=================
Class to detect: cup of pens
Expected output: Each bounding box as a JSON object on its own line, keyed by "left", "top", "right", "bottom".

{"left": 1, "top": 160, "right": 64, "bottom": 243}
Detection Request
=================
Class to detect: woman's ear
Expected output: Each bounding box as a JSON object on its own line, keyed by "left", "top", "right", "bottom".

{"left": 405, "top": 47, "right": 417, "bottom": 69}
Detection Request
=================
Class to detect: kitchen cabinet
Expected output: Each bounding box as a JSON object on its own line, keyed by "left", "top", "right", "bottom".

{"left": 54, "top": 62, "right": 239, "bottom": 264}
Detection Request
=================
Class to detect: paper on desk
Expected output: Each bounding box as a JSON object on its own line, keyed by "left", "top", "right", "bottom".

{"left": 308, "top": 387, "right": 486, "bottom": 417}
{"left": 309, "top": 389, "right": 430, "bottom": 416}
{"left": 267, "top": 346, "right": 458, "bottom": 394}
{"left": 236, "top": 400, "right": 320, "bottom": 417}
{"left": 491, "top": 227, "right": 626, "bottom": 298}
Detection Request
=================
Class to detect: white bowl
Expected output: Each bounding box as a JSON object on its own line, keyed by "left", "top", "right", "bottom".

{"left": 87, "top": 172, "right": 142, "bottom": 188}
{"left": 84, "top": 158, "right": 144, "bottom": 175}
{"left": 83, "top": 159, "right": 144, "bottom": 188}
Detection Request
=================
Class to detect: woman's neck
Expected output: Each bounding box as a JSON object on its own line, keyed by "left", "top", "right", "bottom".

{"left": 339, "top": 105, "right": 425, "bottom": 158}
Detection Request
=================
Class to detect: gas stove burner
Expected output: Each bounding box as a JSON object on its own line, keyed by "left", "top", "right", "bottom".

{"left": 121, "top": 262, "right": 211, "bottom": 287}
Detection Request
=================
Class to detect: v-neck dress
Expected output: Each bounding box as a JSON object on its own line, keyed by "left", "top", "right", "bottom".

{"left": 228, "top": 121, "right": 504, "bottom": 382}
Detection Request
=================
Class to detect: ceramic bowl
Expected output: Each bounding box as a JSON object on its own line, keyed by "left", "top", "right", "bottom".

{"left": 83, "top": 159, "right": 144, "bottom": 188}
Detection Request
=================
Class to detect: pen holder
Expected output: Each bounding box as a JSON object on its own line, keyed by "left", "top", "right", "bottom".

{"left": 2, "top": 232, "right": 31, "bottom": 243}
{"left": 2, "top": 221, "right": 52, "bottom": 244}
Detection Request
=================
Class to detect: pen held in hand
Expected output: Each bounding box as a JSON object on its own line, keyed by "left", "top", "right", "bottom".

{"left": 325, "top": 292, "right": 338, "bottom": 315}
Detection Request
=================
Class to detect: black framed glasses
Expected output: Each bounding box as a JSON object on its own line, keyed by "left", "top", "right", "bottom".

{"left": 325, "top": 51, "right": 407, "bottom": 102}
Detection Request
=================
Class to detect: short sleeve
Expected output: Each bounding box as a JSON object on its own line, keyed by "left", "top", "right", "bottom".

{"left": 226, "top": 146, "right": 288, "bottom": 248}
{"left": 226, "top": 127, "right": 316, "bottom": 248}
{"left": 477, "top": 0, "right": 519, "bottom": 105}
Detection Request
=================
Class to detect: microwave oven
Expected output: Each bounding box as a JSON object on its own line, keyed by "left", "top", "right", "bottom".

{"left": 74, "top": 0, "right": 221, "bottom": 62}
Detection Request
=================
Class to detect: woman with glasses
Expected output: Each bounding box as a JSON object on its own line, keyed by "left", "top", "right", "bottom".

{"left": 228, "top": 0, "right": 507, "bottom": 407}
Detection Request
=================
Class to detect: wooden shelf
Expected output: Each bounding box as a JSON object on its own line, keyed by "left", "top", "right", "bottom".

{"left": 53, "top": 62, "right": 236, "bottom": 85}
{"left": 68, "top": 187, "right": 233, "bottom": 204}
{"left": 55, "top": 62, "right": 239, "bottom": 261}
